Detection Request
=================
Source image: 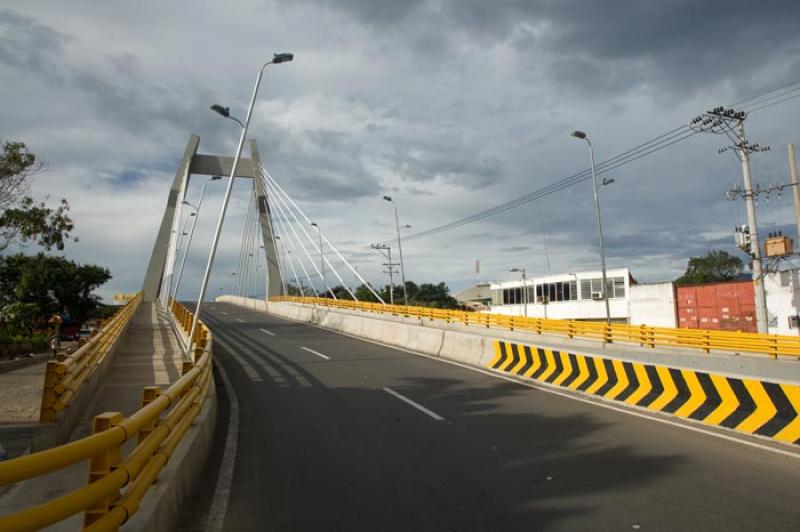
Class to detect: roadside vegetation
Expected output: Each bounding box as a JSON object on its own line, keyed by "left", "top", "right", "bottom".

{"left": 0, "top": 140, "right": 112, "bottom": 358}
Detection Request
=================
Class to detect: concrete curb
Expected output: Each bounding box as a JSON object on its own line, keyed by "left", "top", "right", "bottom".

{"left": 0, "top": 353, "right": 51, "bottom": 375}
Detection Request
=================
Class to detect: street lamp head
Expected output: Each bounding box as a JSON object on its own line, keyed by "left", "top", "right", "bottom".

{"left": 382, "top": 195, "right": 393, "bottom": 202}
{"left": 272, "top": 52, "right": 294, "bottom": 64}
{"left": 570, "top": 130, "right": 587, "bottom": 139}
{"left": 509, "top": 268, "right": 521, "bottom": 273}
{"left": 310, "top": 222, "right": 318, "bottom": 227}
{"left": 210, "top": 104, "right": 230, "bottom": 118}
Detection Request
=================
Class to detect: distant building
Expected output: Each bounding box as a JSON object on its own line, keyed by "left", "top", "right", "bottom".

{"left": 487, "top": 268, "right": 636, "bottom": 323}
{"left": 481, "top": 267, "right": 800, "bottom": 335}
{"left": 453, "top": 283, "right": 493, "bottom": 310}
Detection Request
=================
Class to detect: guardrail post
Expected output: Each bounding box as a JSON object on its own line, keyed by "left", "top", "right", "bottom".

{"left": 84, "top": 412, "right": 125, "bottom": 528}
{"left": 138, "top": 387, "right": 161, "bottom": 444}
{"left": 38, "top": 361, "right": 61, "bottom": 423}
{"left": 703, "top": 330, "right": 711, "bottom": 353}
{"left": 770, "top": 337, "right": 778, "bottom": 360}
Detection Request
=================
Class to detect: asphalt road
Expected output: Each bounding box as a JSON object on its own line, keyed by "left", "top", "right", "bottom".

{"left": 182, "top": 302, "right": 800, "bottom": 532}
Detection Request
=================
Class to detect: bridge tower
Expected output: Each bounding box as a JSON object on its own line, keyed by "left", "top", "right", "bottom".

{"left": 142, "top": 135, "right": 283, "bottom": 302}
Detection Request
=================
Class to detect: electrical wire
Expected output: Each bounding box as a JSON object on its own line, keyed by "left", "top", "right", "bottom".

{"left": 368, "top": 79, "right": 800, "bottom": 246}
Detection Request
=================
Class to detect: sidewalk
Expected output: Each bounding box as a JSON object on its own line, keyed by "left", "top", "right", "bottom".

{"left": 0, "top": 302, "right": 188, "bottom": 528}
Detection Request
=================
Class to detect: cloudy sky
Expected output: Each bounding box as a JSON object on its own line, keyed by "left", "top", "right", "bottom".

{"left": 2, "top": 1, "right": 800, "bottom": 301}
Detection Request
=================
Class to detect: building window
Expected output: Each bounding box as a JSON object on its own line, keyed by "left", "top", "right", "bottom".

{"left": 579, "top": 277, "right": 625, "bottom": 299}
{"left": 502, "top": 287, "right": 525, "bottom": 305}
{"left": 536, "top": 280, "right": 578, "bottom": 302}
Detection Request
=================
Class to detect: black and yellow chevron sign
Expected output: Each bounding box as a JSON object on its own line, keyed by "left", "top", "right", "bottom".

{"left": 489, "top": 340, "right": 800, "bottom": 445}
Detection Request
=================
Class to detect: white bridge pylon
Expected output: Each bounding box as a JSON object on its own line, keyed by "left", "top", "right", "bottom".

{"left": 142, "top": 134, "right": 384, "bottom": 304}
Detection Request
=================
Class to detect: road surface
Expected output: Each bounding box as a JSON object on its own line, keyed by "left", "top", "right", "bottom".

{"left": 179, "top": 302, "right": 800, "bottom": 531}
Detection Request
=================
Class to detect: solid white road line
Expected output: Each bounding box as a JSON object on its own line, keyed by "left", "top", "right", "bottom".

{"left": 260, "top": 328, "right": 276, "bottom": 336}
{"left": 235, "top": 318, "right": 245, "bottom": 323}
{"left": 205, "top": 358, "right": 240, "bottom": 532}
{"left": 300, "top": 346, "right": 330, "bottom": 360}
{"left": 383, "top": 387, "right": 445, "bottom": 421}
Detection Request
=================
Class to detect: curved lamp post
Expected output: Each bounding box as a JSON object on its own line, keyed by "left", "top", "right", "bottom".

{"left": 185, "top": 52, "right": 294, "bottom": 356}
{"left": 571, "top": 130, "right": 610, "bottom": 324}
{"left": 383, "top": 195, "right": 408, "bottom": 306}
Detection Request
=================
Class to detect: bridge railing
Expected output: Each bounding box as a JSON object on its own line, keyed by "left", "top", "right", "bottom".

{"left": 0, "top": 300, "right": 213, "bottom": 531}
{"left": 39, "top": 293, "right": 143, "bottom": 423}
{"left": 270, "top": 296, "right": 800, "bottom": 359}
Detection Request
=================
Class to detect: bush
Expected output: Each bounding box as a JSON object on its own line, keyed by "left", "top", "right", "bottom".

{"left": 0, "top": 332, "right": 50, "bottom": 358}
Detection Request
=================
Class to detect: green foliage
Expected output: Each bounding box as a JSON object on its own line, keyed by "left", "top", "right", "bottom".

{"left": 88, "top": 303, "right": 118, "bottom": 321}
{"left": 0, "top": 332, "right": 49, "bottom": 358}
{"left": 0, "top": 302, "right": 39, "bottom": 335}
{"left": 317, "top": 285, "right": 355, "bottom": 300}
{"left": 0, "top": 253, "right": 111, "bottom": 328}
{"left": 0, "top": 140, "right": 75, "bottom": 251}
{"left": 354, "top": 283, "right": 380, "bottom": 302}
{"left": 674, "top": 250, "right": 743, "bottom": 286}
{"left": 353, "top": 280, "right": 459, "bottom": 308}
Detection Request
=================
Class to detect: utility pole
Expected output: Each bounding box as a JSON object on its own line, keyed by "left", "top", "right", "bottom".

{"left": 371, "top": 244, "right": 398, "bottom": 304}
{"left": 788, "top": 144, "right": 800, "bottom": 245}
{"left": 691, "top": 106, "right": 770, "bottom": 333}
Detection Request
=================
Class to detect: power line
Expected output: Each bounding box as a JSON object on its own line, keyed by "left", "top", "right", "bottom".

{"left": 376, "top": 79, "right": 800, "bottom": 246}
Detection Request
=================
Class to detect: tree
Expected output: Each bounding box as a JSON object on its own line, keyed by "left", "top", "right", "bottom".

{"left": 355, "top": 284, "right": 380, "bottom": 302}
{"left": 414, "top": 282, "right": 459, "bottom": 309}
{"left": 0, "top": 253, "right": 111, "bottom": 326}
{"left": 674, "top": 250, "right": 743, "bottom": 286}
{"left": 0, "top": 141, "right": 74, "bottom": 251}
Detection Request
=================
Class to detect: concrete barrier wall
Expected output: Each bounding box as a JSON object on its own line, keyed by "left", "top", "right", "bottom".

{"left": 217, "top": 296, "right": 800, "bottom": 446}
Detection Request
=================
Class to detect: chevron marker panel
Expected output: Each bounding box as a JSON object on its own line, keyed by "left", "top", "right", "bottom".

{"left": 488, "top": 340, "right": 800, "bottom": 446}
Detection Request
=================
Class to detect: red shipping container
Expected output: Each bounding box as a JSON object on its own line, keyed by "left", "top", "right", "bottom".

{"left": 676, "top": 280, "right": 757, "bottom": 333}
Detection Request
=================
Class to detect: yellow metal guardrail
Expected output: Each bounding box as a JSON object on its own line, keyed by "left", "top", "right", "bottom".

{"left": 0, "top": 299, "right": 213, "bottom": 531}
{"left": 40, "top": 293, "right": 143, "bottom": 423}
{"left": 271, "top": 296, "right": 800, "bottom": 359}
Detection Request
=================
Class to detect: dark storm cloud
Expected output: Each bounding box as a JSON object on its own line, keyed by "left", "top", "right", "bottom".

{"left": 267, "top": 128, "right": 383, "bottom": 201}
{"left": 467, "top": 0, "right": 800, "bottom": 95}
{"left": 299, "top": 1, "right": 800, "bottom": 97}
{"left": 381, "top": 144, "right": 504, "bottom": 189}
{"left": 0, "top": 9, "right": 70, "bottom": 81}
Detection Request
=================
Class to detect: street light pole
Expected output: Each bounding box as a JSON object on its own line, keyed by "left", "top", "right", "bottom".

{"left": 185, "top": 52, "right": 293, "bottom": 357}
{"left": 571, "top": 131, "right": 611, "bottom": 324}
{"left": 383, "top": 195, "right": 408, "bottom": 306}
{"left": 509, "top": 267, "right": 527, "bottom": 317}
{"left": 171, "top": 176, "right": 222, "bottom": 303}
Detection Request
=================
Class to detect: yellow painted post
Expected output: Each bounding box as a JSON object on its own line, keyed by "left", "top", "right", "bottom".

{"left": 38, "top": 361, "right": 61, "bottom": 423}
{"left": 84, "top": 412, "right": 125, "bottom": 528}
{"left": 138, "top": 387, "right": 161, "bottom": 444}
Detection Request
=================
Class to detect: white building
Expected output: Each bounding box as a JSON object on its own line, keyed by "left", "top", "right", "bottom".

{"left": 487, "top": 268, "right": 633, "bottom": 322}
{"left": 628, "top": 282, "right": 678, "bottom": 328}
{"left": 765, "top": 270, "right": 800, "bottom": 335}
